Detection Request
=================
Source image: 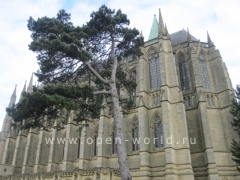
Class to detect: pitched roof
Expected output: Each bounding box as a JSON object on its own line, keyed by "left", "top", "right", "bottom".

{"left": 169, "top": 29, "right": 198, "bottom": 46}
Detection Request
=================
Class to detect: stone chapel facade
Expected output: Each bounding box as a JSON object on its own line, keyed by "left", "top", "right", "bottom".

{"left": 0, "top": 10, "right": 239, "bottom": 180}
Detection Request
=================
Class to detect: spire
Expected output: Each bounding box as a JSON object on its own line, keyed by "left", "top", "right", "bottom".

{"left": 207, "top": 31, "right": 211, "bottom": 43}
{"left": 158, "top": 8, "right": 164, "bottom": 35}
{"left": 8, "top": 85, "right": 17, "bottom": 107}
{"left": 207, "top": 31, "right": 214, "bottom": 47}
{"left": 148, "top": 15, "right": 159, "bottom": 40}
{"left": 20, "top": 81, "right": 27, "bottom": 100}
{"left": 27, "top": 73, "right": 33, "bottom": 93}
{"left": 22, "top": 81, "right": 26, "bottom": 94}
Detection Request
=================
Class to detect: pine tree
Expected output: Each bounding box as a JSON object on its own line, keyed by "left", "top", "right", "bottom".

{"left": 230, "top": 85, "right": 240, "bottom": 171}
{"left": 7, "top": 6, "right": 144, "bottom": 179}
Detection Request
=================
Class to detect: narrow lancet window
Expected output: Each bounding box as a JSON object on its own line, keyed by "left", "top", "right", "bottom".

{"left": 93, "top": 135, "right": 97, "bottom": 156}
{"left": 154, "top": 116, "right": 164, "bottom": 148}
{"left": 111, "top": 123, "right": 116, "bottom": 154}
{"left": 77, "top": 138, "right": 81, "bottom": 159}
{"left": 93, "top": 126, "right": 98, "bottom": 157}
{"left": 60, "top": 132, "right": 66, "bottom": 161}
{"left": 60, "top": 142, "right": 65, "bottom": 161}
{"left": 199, "top": 54, "right": 211, "bottom": 90}
{"left": 132, "top": 118, "right": 139, "bottom": 151}
{"left": 112, "top": 131, "right": 116, "bottom": 154}
{"left": 178, "top": 54, "right": 190, "bottom": 91}
{"left": 149, "top": 50, "right": 161, "bottom": 89}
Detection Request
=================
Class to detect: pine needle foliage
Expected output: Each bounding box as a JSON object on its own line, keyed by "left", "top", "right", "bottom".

{"left": 7, "top": 5, "right": 143, "bottom": 130}
{"left": 230, "top": 85, "right": 240, "bottom": 171}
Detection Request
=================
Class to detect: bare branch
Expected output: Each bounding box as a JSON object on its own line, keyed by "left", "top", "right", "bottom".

{"left": 84, "top": 62, "right": 109, "bottom": 84}
{"left": 93, "top": 90, "right": 111, "bottom": 95}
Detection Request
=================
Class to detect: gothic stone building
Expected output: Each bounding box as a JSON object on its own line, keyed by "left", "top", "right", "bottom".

{"left": 0, "top": 10, "right": 239, "bottom": 180}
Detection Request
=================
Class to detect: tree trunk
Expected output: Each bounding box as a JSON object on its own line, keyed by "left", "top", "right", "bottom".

{"left": 110, "top": 82, "right": 132, "bottom": 180}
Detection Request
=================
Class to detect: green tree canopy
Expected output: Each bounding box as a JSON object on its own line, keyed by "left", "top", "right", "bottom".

{"left": 7, "top": 5, "right": 143, "bottom": 129}
{"left": 230, "top": 85, "right": 240, "bottom": 171}
{"left": 7, "top": 5, "right": 143, "bottom": 179}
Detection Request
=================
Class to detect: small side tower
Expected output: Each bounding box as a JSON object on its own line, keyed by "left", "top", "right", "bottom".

{"left": 0, "top": 86, "right": 17, "bottom": 163}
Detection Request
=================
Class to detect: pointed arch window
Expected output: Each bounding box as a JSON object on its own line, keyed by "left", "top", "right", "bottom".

{"left": 148, "top": 49, "right": 161, "bottom": 89}
{"left": 178, "top": 54, "right": 190, "bottom": 91}
{"left": 154, "top": 116, "right": 164, "bottom": 148}
{"left": 199, "top": 54, "right": 211, "bottom": 90}
{"left": 132, "top": 118, "right": 139, "bottom": 151}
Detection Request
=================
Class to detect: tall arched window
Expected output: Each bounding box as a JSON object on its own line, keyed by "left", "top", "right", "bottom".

{"left": 130, "top": 71, "right": 136, "bottom": 103}
{"left": 199, "top": 54, "right": 211, "bottom": 90}
{"left": 154, "top": 116, "right": 164, "bottom": 148}
{"left": 178, "top": 54, "right": 190, "bottom": 91}
{"left": 132, "top": 118, "right": 139, "bottom": 151}
{"left": 148, "top": 49, "right": 161, "bottom": 89}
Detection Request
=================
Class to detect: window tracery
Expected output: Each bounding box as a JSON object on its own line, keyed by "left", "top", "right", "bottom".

{"left": 178, "top": 54, "right": 190, "bottom": 91}
{"left": 148, "top": 49, "right": 161, "bottom": 89}
{"left": 199, "top": 54, "right": 211, "bottom": 90}
{"left": 131, "top": 118, "right": 139, "bottom": 151}
{"left": 154, "top": 116, "right": 164, "bottom": 148}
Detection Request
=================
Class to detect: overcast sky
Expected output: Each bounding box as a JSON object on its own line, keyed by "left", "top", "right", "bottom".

{"left": 0, "top": 0, "right": 239, "bottom": 130}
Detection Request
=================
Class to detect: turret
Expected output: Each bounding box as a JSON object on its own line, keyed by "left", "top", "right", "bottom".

{"left": 27, "top": 73, "right": 33, "bottom": 93}
{"left": 1, "top": 86, "right": 17, "bottom": 132}
{"left": 207, "top": 31, "right": 215, "bottom": 47}
{"left": 158, "top": 9, "right": 165, "bottom": 36}
{"left": 187, "top": 28, "right": 191, "bottom": 42}
{"left": 8, "top": 85, "right": 17, "bottom": 108}
{"left": 20, "top": 81, "right": 26, "bottom": 101}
